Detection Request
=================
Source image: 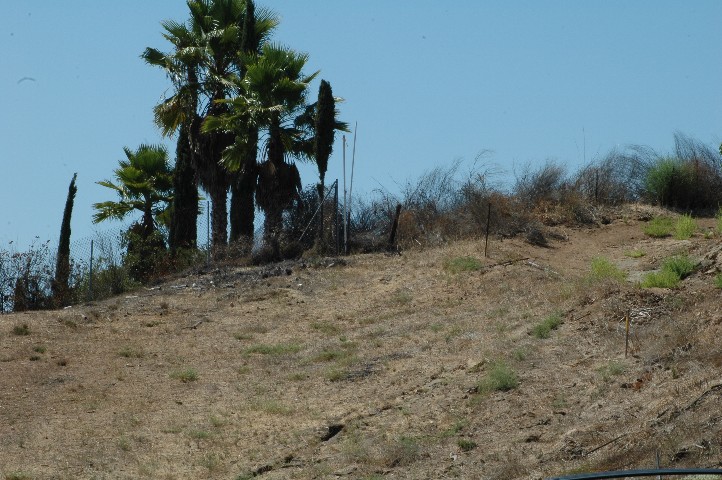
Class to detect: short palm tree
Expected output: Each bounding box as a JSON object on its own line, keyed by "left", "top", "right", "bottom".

{"left": 93, "top": 144, "right": 174, "bottom": 237}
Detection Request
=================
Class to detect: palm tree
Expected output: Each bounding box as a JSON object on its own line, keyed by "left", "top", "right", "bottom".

{"left": 143, "top": 0, "right": 278, "bottom": 250}
{"left": 229, "top": 0, "right": 267, "bottom": 245}
{"left": 93, "top": 144, "right": 174, "bottom": 237}
{"left": 204, "top": 43, "right": 317, "bottom": 259}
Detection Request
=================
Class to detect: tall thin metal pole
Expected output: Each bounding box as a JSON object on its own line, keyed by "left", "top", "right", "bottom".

{"left": 334, "top": 180, "right": 339, "bottom": 255}
{"left": 88, "top": 239, "right": 94, "bottom": 302}
{"left": 348, "top": 122, "right": 358, "bottom": 246}
{"left": 342, "top": 135, "right": 348, "bottom": 255}
{"left": 206, "top": 200, "right": 211, "bottom": 264}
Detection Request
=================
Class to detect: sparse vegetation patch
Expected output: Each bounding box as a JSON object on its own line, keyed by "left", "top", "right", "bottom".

{"left": 674, "top": 214, "right": 697, "bottom": 239}
{"left": 643, "top": 216, "right": 674, "bottom": 238}
{"left": 244, "top": 343, "right": 303, "bottom": 355}
{"left": 458, "top": 438, "right": 477, "bottom": 452}
{"left": 661, "top": 255, "right": 697, "bottom": 279}
{"left": 597, "top": 361, "right": 626, "bottom": 382}
{"left": 641, "top": 255, "right": 697, "bottom": 289}
{"left": 588, "top": 257, "right": 626, "bottom": 282}
{"left": 478, "top": 361, "right": 519, "bottom": 393}
{"left": 532, "top": 312, "right": 563, "bottom": 339}
{"left": 170, "top": 368, "right": 198, "bottom": 383}
{"left": 444, "top": 256, "right": 483, "bottom": 274}
{"left": 12, "top": 324, "right": 30, "bottom": 336}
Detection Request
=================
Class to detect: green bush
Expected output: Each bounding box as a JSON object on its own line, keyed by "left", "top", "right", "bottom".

{"left": 641, "top": 269, "right": 681, "bottom": 288}
{"left": 640, "top": 255, "right": 697, "bottom": 288}
{"left": 457, "top": 439, "right": 477, "bottom": 452}
{"left": 643, "top": 217, "right": 674, "bottom": 238}
{"left": 662, "top": 255, "right": 697, "bottom": 279}
{"left": 122, "top": 226, "right": 168, "bottom": 282}
{"left": 674, "top": 214, "right": 697, "bottom": 240}
{"left": 644, "top": 158, "right": 695, "bottom": 208}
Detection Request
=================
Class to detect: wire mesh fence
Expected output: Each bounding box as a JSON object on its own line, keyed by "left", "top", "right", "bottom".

{"left": 0, "top": 206, "right": 212, "bottom": 313}
{"left": 0, "top": 183, "right": 374, "bottom": 313}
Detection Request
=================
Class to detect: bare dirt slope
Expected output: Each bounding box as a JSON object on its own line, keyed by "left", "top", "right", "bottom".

{"left": 2, "top": 205, "right": 722, "bottom": 480}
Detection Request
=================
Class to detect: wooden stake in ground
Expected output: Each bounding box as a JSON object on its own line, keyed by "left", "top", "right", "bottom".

{"left": 388, "top": 204, "right": 402, "bottom": 252}
{"left": 625, "top": 310, "right": 630, "bottom": 358}
{"left": 484, "top": 202, "right": 491, "bottom": 258}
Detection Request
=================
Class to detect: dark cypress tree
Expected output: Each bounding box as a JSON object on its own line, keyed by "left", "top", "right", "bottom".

{"left": 170, "top": 124, "right": 198, "bottom": 252}
{"left": 314, "top": 80, "right": 336, "bottom": 247}
{"left": 52, "top": 173, "right": 77, "bottom": 307}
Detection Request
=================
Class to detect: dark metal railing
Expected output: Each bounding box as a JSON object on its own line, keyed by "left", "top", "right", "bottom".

{"left": 547, "top": 468, "right": 722, "bottom": 480}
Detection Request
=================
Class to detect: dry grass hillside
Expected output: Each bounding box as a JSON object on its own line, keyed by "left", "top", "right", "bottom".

{"left": 2, "top": 204, "right": 722, "bottom": 480}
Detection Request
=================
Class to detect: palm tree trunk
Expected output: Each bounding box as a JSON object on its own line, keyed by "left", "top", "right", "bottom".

{"left": 229, "top": 125, "right": 258, "bottom": 248}
{"left": 230, "top": 171, "right": 256, "bottom": 248}
{"left": 170, "top": 123, "right": 198, "bottom": 251}
{"left": 210, "top": 185, "right": 228, "bottom": 251}
{"left": 143, "top": 195, "right": 155, "bottom": 239}
{"left": 264, "top": 115, "right": 285, "bottom": 258}
{"left": 263, "top": 203, "right": 282, "bottom": 260}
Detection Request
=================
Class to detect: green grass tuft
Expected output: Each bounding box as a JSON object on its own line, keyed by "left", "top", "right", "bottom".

{"left": 641, "top": 254, "right": 697, "bottom": 289}
{"left": 444, "top": 256, "right": 483, "bottom": 274}
{"left": 478, "top": 361, "right": 519, "bottom": 393}
{"left": 643, "top": 216, "right": 673, "bottom": 238}
{"left": 674, "top": 214, "right": 697, "bottom": 239}
{"left": 313, "top": 348, "right": 350, "bottom": 362}
{"left": 531, "top": 312, "right": 563, "bottom": 339}
{"left": 589, "top": 257, "right": 627, "bottom": 282}
{"left": 714, "top": 274, "right": 722, "bottom": 289}
{"left": 457, "top": 438, "right": 477, "bottom": 452}
{"left": 5, "top": 473, "right": 33, "bottom": 480}
{"left": 12, "top": 324, "right": 30, "bottom": 336}
{"left": 661, "top": 255, "right": 697, "bottom": 279}
{"left": 640, "top": 269, "right": 681, "bottom": 289}
{"left": 170, "top": 368, "right": 199, "bottom": 383}
{"left": 597, "top": 361, "right": 626, "bottom": 381}
{"left": 244, "top": 343, "right": 303, "bottom": 355}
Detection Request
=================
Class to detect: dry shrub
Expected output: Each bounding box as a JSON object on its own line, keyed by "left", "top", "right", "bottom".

{"left": 514, "top": 160, "right": 568, "bottom": 207}
{"left": 573, "top": 148, "right": 644, "bottom": 205}
{"left": 343, "top": 133, "right": 720, "bottom": 253}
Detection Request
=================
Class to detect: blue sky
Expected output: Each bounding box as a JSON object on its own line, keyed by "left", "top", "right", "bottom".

{"left": 2, "top": 1, "right": 722, "bottom": 248}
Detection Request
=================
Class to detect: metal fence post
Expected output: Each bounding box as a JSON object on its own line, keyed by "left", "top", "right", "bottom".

{"left": 334, "top": 181, "right": 339, "bottom": 256}
{"left": 88, "top": 239, "right": 94, "bottom": 302}
{"left": 206, "top": 201, "right": 211, "bottom": 265}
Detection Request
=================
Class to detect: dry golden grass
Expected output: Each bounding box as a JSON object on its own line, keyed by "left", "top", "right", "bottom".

{"left": 1, "top": 208, "right": 722, "bottom": 478}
